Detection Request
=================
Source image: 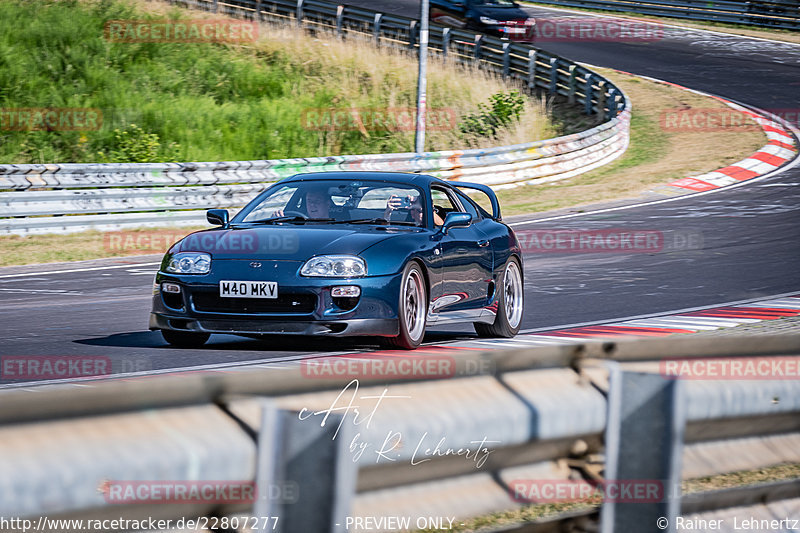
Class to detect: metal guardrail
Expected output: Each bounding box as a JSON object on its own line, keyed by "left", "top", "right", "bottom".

{"left": 524, "top": 0, "right": 800, "bottom": 30}
{"left": 0, "top": 0, "right": 630, "bottom": 235}
{"left": 1, "top": 334, "right": 799, "bottom": 532}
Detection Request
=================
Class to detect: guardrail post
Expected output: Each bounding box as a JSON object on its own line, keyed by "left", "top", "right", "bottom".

{"left": 601, "top": 365, "right": 685, "bottom": 533}
{"left": 584, "top": 74, "right": 594, "bottom": 115}
{"left": 527, "top": 49, "right": 537, "bottom": 90}
{"left": 335, "top": 5, "right": 344, "bottom": 37}
{"left": 606, "top": 88, "right": 618, "bottom": 119}
{"left": 473, "top": 34, "right": 483, "bottom": 64}
{"left": 501, "top": 42, "right": 511, "bottom": 79}
{"left": 254, "top": 0, "right": 262, "bottom": 21}
{"left": 409, "top": 20, "right": 417, "bottom": 50}
{"left": 567, "top": 65, "right": 577, "bottom": 104}
{"left": 212, "top": 0, "right": 218, "bottom": 13}
{"left": 372, "top": 13, "right": 382, "bottom": 46}
{"left": 296, "top": 0, "right": 304, "bottom": 27}
{"left": 254, "top": 400, "right": 358, "bottom": 533}
{"left": 441, "top": 27, "right": 450, "bottom": 61}
{"left": 548, "top": 57, "right": 558, "bottom": 95}
{"left": 596, "top": 81, "right": 607, "bottom": 120}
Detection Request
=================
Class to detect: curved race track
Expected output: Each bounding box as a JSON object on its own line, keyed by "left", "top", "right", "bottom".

{"left": 0, "top": 2, "right": 798, "bottom": 383}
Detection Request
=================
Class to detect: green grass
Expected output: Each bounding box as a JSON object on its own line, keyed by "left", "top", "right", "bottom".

{"left": 494, "top": 111, "right": 666, "bottom": 215}
{"left": 0, "top": 0, "right": 553, "bottom": 164}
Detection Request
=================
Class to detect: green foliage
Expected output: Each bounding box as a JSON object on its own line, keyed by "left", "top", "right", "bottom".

{"left": 459, "top": 91, "right": 525, "bottom": 138}
{"left": 0, "top": 0, "right": 512, "bottom": 163}
{"left": 96, "top": 124, "right": 181, "bottom": 163}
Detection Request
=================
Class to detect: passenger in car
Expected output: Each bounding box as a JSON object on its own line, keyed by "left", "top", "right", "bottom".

{"left": 384, "top": 194, "right": 444, "bottom": 226}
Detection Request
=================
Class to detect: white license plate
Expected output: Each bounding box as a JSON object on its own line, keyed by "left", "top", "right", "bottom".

{"left": 505, "top": 27, "right": 525, "bottom": 33}
{"left": 219, "top": 280, "right": 278, "bottom": 299}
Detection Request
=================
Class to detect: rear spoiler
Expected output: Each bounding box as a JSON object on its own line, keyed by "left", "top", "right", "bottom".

{"left": 453, "top": 182, "right": 502, "bottom": 221}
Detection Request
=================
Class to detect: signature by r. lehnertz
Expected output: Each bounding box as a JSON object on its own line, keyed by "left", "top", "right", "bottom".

{"left": 298, "top": 379, "right": 498, "bottom": 469}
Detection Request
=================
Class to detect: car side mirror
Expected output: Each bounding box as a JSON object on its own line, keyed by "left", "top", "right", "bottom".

{"left": 207, "top": 209, "right": 229, "bottom": 226}
{"left": 441, "top": 212, "right": 471, "bottom": 233}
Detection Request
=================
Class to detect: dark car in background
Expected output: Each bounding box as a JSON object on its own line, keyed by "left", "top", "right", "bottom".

{"left": 150, "top": 172, "right": 524, "bottom": 350}
{"left": 430, "top": 0, "right": 536, "bottom": 41}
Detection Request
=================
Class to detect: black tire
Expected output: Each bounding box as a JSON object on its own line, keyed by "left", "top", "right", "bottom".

{"left": 387, "top": 262, "right": 428, "bottom": 350}
{"left": 475, "top": 257, "right": 524, "bottom": 338}
{"left": 161, "top": 329, "right": 210, "bottom": 348}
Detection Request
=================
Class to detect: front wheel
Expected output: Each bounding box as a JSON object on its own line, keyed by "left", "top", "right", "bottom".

{"left": 387, "top": 262, "right": 428, "bottom": 350}
{"left": 475, "top": 257, "right": 524, "bottom": 338}
{"left": 161, "top": 329, "right": 210, "bottom": 348}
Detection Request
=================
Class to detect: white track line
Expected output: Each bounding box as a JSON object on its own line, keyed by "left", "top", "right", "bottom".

{"left": 0, "top": 262, "right": 161, "bottom": 279}
{"left": 517, "top": 290, "right": 800, "bottom": 334}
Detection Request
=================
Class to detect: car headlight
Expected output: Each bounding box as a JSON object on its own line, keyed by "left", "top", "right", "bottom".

{"left": 480, "top": 16, "right": 500, "bottom": 25}
{"left": 165, "top": 252, "right": 211, "bottom": 274}
{"left": 525, "top": 17, "right": 536, "bottom": 25}
{"left": 301, "top": 255, "right": 366, "bottom": 277}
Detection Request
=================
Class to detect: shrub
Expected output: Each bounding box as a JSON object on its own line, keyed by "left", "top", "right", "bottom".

{"left": 459, "top": 91, "right": 525, "bottom": 138}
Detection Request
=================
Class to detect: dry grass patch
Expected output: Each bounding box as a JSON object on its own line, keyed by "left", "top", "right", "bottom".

{"left": 131, "top": 0, "right": 558, "bottom": 153}
{"left": 0, "top": 227, "right": 205, "bottom": 267}
{"left": 415, "top": 463, "right": 800, "bottom": 532}
{"left": 495, "top": 68, "right": 767, "bottom": 216}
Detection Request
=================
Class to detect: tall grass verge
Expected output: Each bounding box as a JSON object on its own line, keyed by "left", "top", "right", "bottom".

{"left": 0, "top": 0, "right": 556, "bottom": 164}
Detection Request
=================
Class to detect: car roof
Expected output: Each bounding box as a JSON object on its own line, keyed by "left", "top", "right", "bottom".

{"left": 282, "top": 171, "right": 450, "bottom": 187}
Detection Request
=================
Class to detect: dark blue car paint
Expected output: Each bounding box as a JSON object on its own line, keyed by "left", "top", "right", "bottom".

{"left": 149, "top": 172, "right": 522, "bottom": 339}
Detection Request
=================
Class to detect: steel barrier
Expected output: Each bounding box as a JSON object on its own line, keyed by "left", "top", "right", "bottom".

{"left": 1, "top": 334, "right": 799, "bottom": 532}
{"left": 524, "top": 0, "right": 800, "bottom": 30}
{"left": 0, "top": 0, "right": 629, "bottom": 235}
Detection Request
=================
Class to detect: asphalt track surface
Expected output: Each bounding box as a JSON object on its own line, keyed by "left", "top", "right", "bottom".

{"left": 0, "top": 3, "right": 798, "bottom": 383}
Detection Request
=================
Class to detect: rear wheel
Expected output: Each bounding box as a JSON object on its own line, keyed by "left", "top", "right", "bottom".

{"left": 475, "top": 257, "right": 524, "bottom": 338}
{"left": 387, "top": 262, "right": 427, "bottom": 350}
{"left": 161, "top": 329, "right": 210, "bottom": 348}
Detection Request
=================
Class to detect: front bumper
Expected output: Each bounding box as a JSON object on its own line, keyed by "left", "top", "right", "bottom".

{"left": 149, "top": 313, "right": 397, "bottom": 337}
{"left": 149, "top": 260, "right": 402, "bottom": 337}
{"left": 484, "top": 23, "right": 535, "bottom": 41}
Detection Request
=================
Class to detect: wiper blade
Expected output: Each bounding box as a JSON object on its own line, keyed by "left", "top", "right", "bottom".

{"left": 330, "top": 218, "right": 387, "bottom": 225}
{"left": 247, "top": 216, "right": 334, "bottom": 224}
{"left": 331, "top": 218, "right": 418, "bottom": 226}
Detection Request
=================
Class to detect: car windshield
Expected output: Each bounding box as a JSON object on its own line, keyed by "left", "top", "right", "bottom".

{"left": 237, "top": 180, "right": 427, "bottom": 227}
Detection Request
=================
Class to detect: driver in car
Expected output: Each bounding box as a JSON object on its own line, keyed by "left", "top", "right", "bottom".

{"left": 272, "top": 188, "right": 331, "bottom": 219}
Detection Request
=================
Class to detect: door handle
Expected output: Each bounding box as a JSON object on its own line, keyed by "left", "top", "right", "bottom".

{"left": 477, "top": 239, "right": 490, "bottom": 247}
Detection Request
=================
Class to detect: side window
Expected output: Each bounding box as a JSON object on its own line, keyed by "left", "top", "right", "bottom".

{"left": 431, "top": 186, "right": 464, "bottom": 226}
{"left": 457, "top": 192, "right": 480, "bottom": 220}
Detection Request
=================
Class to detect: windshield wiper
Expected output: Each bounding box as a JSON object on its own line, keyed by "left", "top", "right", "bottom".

{"left": 331, "top": 218, "right": 418, "bottom": 226}
{"left": 247, "top": 216, "right": 335, "bottom": 224}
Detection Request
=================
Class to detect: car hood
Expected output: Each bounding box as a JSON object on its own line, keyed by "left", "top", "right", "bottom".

{"left": 472, "top": 6, "right": 530, "bottom": 21}
{"left": 170, "top": 225, "right": 415, "bottom": 260}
